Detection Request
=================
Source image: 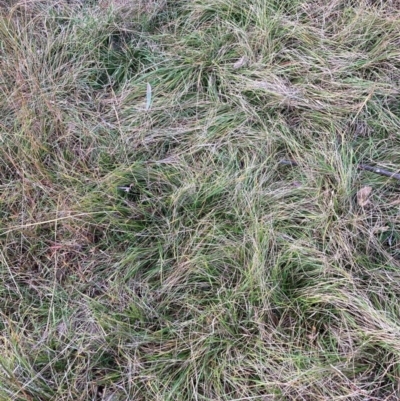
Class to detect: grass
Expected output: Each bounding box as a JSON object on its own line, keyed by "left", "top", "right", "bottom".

{"left": 1, "top": 0, "right": 400, "bottom": 399}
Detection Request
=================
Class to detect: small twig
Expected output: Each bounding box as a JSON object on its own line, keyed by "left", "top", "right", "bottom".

{"left": 279, "top": 159, "right": 299, "bottom": 167}
{"left": 280, "top": 159, "right": 400, "bottom": 182}
{"left": 358, "top": 164, "right": 400, "bottom": 181}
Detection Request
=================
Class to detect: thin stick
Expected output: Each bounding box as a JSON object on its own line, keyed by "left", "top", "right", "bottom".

{"left": 279, "top": 159, "right": 299, "bottom": 166}
{"left": 358, "top": 164, "right": 400, "bottom": 181}
{"left": 280, "top": 159, "right": 400, "bottom": 182}
{"left": 1, "top": 211, "right": 108, "bottom": 236}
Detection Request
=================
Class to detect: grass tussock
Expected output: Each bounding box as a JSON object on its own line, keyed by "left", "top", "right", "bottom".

{"left": 1, "top": 0, "right": 400, "bottom": 400}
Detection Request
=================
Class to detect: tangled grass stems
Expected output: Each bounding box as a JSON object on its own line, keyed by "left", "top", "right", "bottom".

{"left": 1, "top": 0, "right": 400, "bottom": 400}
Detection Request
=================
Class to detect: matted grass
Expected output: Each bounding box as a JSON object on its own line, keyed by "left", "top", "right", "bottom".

{"left": 1, "top": 0, "right": 400, "bottom": 400}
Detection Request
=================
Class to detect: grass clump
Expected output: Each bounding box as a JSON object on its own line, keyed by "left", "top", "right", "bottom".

{"left": 1, "top": 0, "right": 400, "bottom": 400}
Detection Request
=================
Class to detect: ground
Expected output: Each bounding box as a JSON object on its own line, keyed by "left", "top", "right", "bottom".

{"left": 1, "top": 0, "right": 400, "bottom": 400}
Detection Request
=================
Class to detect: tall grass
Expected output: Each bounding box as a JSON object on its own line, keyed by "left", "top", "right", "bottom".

{"left": 1, "top": 0, "right": 400, "bottom": 400}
